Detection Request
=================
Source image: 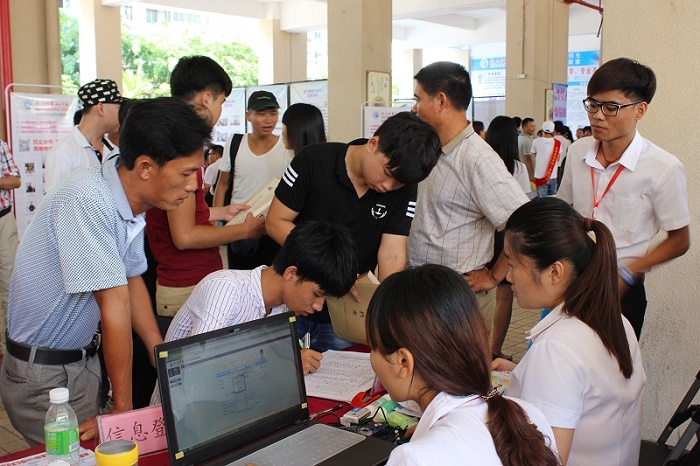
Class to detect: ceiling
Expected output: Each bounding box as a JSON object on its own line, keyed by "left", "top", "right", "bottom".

{"left": 101, "top": 0, "right": 604, "bottom": 49}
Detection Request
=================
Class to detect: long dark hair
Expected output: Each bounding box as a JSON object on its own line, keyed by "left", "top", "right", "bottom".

{"left": 486, "top": 116, "right": 519, "bottom": 174}
{"left": 367, "top": 264, "right": 559, "bottom": 466}
{"left": 281, "top": 103, "right": 327, "bottom": 156}
{"left": 505, "top": 197, "right": 634, "bottom": 378}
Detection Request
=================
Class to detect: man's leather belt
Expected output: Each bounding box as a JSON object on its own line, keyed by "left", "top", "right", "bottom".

{"left": 0, "top": 206, "right": 11, "bottom": 218}
{"left": 5, "top": 333, "right": 101, "bottom": 365}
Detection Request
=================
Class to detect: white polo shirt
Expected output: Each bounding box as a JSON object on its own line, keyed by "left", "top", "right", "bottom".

{"left": 510, "top": 304, "right": 646, "bottom": 466}
{"left": 44, "top": 126, "right": 119, "bottom": 193}
{"left": 557, "top": 131, "right": 689, "bottom": 264}
{"left": 386, "top": 392, "right": 557, "bottom": 465}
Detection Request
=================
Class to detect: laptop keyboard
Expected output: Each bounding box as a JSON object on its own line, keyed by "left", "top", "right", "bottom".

{"left": 227, "top": 424, "right": 365, "bottom": 466}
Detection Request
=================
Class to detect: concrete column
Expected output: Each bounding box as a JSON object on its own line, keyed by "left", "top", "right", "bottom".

{"left": 78, "top": 0, "right": 121, "bottom": 88}
{"left": 2, "top": 0, "right": 62, "bottom": 139}
{"left": 504, "top": 0, "right": 568, "bottom": 123}
{"left": 45, "top": 0, "right": 61, "bottom": 90}
{"left": 289, "top": 32, "right": 307, "bottom": 82}
{"left": 601, "top": 1, "right": 700, "bottom": 443}
{"left": 412, "top": 49, "right": 423, "bottom": 76}
{"left": 327, "top": 0, "right": 392, "bottom": 141}
{"left": 8, "top": 0, "right": 58, "bottom": 87}
{"left": 259, "top": 20, "right": 307, "bottom": 84}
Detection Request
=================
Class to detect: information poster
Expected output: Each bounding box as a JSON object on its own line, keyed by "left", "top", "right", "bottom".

{"left": 567, "top": 51, "right": 600, "bottom": 132}
{"left": 289, "top": 80, "right": 328, "bottom": 137}
{"left": 246, "top": 84, "right": 288, "bottom": 135}
{"left": 363, "top": 106, "right": 409, "bottom": 138}
{"left": 471, "top": 57, "right": 506, "bottom": 98}
{"left": 9, "top": 92, "right": 79, "bottom": 238}
{"left": 213, "top": 87, "right": 246, "bottom": 143}
{"left": 367, "top": 71, "right": 391, "bottom": 106}
{"left": 552, "top": 83, "right": 568, "bottom": 122}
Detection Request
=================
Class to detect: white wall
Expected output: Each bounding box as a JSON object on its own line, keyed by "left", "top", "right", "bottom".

{"left": 602, "top": 1, "right": 700, "bottom": 442}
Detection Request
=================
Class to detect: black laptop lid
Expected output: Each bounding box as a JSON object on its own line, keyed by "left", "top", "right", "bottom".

{"left": 155, "top": 312, "right": 309, "bottom": 466}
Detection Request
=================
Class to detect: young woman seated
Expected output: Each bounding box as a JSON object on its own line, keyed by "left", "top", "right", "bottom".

{"left": 367, "top": 264, "right": 560, "bottom": 466}
{"left": 492, "top": 197, "right": 645, "bottom": 466}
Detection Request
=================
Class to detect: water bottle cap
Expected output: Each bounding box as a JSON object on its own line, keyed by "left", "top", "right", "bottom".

{"left": 49, "top": 387, "right": 70, "bottom": 404}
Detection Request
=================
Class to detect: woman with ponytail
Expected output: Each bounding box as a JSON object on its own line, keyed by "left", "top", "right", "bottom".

{"left": 367, "top": 264, "right": 559, "bottom": 466}
{"left": 492, "top": 197, "right": 645, "bottom": 465}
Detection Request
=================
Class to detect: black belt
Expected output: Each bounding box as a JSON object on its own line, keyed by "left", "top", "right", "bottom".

{"left": 5, "top": 333, "right": 101, "bottom": 365}
{"left": 0, "top": 206, "right": 11, "bottom": 218}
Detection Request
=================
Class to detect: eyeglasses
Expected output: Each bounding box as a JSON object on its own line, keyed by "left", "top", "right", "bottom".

{"left": 582, "top": 97, "right": 643, "bottom": 117}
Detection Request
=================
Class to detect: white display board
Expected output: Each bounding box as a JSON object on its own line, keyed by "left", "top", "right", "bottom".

{"left": 289, "top": 80, "right": 328, "bottom": 136}
{"left": 362, "top": 105, "right": 411, "bottom": 139}
{"left": 9, "top": 92, "right": 79, "bottom": 237}
{"left": 471, "top": 57, "right": 506, "bottom": 98}
{"left": 567, "top": 51, "right": 600, "bottom": 131}
{"left": 212, "top": 87, "right": 246, "bottom": 144}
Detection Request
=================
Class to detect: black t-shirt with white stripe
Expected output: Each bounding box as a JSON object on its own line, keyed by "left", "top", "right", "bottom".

{"left": 275, "top": 140, "right": 417, "bottom": 322}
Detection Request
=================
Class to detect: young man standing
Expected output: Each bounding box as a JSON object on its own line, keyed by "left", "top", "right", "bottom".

{"left": 408, "top": 61, "right": 529, "bottom": 333}
{"left": 557, "top": 57, "right": 690, "bottom": 339}
{"left": 146, "top": 56, "right": 264, "bottom": 318}
{"left": 531, "top": 120, "right": 561, "bottom": 198}
{"left": 213, "top": 91, "right": 293, "bottom": 270}
{"left": 45, "top": 79, "right": 122, "bottom": 193}
{"left": 0, "top": 98, "right": 212, "bottom": 445}
{"left": 519, "top": 117, "right": 536, "bottom": 177}
{"left": 266, "top": 112, "right": 441, "bottom": 352}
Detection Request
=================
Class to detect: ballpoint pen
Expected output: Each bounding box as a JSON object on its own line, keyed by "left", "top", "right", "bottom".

{"left": 298, "top": 332, "right": 311, "bottom": 349}
{"left": 309, "top": 404, "right": 345, "bottom": 420}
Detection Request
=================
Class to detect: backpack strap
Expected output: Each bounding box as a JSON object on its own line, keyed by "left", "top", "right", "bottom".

{"left": 224, "top": 133, "right": 244, "bottom": 207}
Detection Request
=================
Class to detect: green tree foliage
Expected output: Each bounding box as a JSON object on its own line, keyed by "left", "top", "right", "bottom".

{"left": 59, "top": 11, "right": 258, "bottom": 98}
{"left": 60, "top": 10, "right": 80, "bottom": 94}
{"left": 121, "top": 24, "right": 259, "bottom": 97}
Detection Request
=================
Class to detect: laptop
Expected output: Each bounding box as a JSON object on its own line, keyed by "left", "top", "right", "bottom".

{"left": 155, "top": 312, "right": 395, "bottom": 466}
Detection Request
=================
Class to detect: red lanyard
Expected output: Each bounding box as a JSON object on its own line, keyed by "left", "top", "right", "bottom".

{"left": 590, "top": 164, "right": 624, "bottom": 211}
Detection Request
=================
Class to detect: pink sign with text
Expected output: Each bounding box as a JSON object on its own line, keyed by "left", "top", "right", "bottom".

{"left": 97, "top": 405, "right": 167, "bottom": 455}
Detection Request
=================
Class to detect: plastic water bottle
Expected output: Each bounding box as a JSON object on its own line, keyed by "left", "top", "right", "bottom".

{"left": 44, "top": 387, "right": 80, "bottom": 465}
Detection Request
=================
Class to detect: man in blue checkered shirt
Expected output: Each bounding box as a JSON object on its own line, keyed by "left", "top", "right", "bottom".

{"left": 0, "top": 98, "right": 213, "bottom": 445}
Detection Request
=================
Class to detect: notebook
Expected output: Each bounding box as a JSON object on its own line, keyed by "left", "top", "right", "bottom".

{"left": 155, "top": 312, "right": 395, "bottom": 466}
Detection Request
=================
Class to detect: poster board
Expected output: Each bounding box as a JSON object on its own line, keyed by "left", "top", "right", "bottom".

{"left": 289, "top": 80, "right": 328, "bottom": 136}
{"left": 212, "top": 87, "right": 246, "bottom": 143}
{"left": 367, "top": 71, "right": 391, "bottom": 106}
{"left": 567, "top": 51, "right": 600, "bottom": 131}
{"left": 362, "top": 105, "right": 410, "bottom": 139}
{"left": 9, "top": 91, "right": 79, "bottom": 238}
{"left": 552, "top": 83, "right": 568, "bottom": 123}
{"left": 471, "top": 57, "right": 506, "bottom": 98}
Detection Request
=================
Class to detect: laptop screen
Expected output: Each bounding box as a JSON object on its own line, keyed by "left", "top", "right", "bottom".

{"left": 156, "top": 312, "right": 308, "bottom": 465}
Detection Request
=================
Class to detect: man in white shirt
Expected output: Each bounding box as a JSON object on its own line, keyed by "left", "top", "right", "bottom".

{"left": 531, "top": 121, "right": 562, "bottom": 198}
{"left": 44, "top": 79, "right": 122, "bottom": 193}
{"left": 161, "top": 220, "right": 357, "bottom": 377}
{"left": 518, "top": 117, "right": 535, "bottom": 177}
{"left": 557, "top": 57, "right": 690, "bottom": 338}
{"left": 213, "top": 91, "right": 293, "bottom": 269}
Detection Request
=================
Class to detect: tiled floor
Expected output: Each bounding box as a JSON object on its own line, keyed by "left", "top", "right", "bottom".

{"left": 0, "top": 304, "right": 541, "bottom": 457}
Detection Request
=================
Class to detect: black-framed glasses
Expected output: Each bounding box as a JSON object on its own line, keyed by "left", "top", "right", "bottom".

{"left": 582, "top": 97, "right": 643, "bottom": 117}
